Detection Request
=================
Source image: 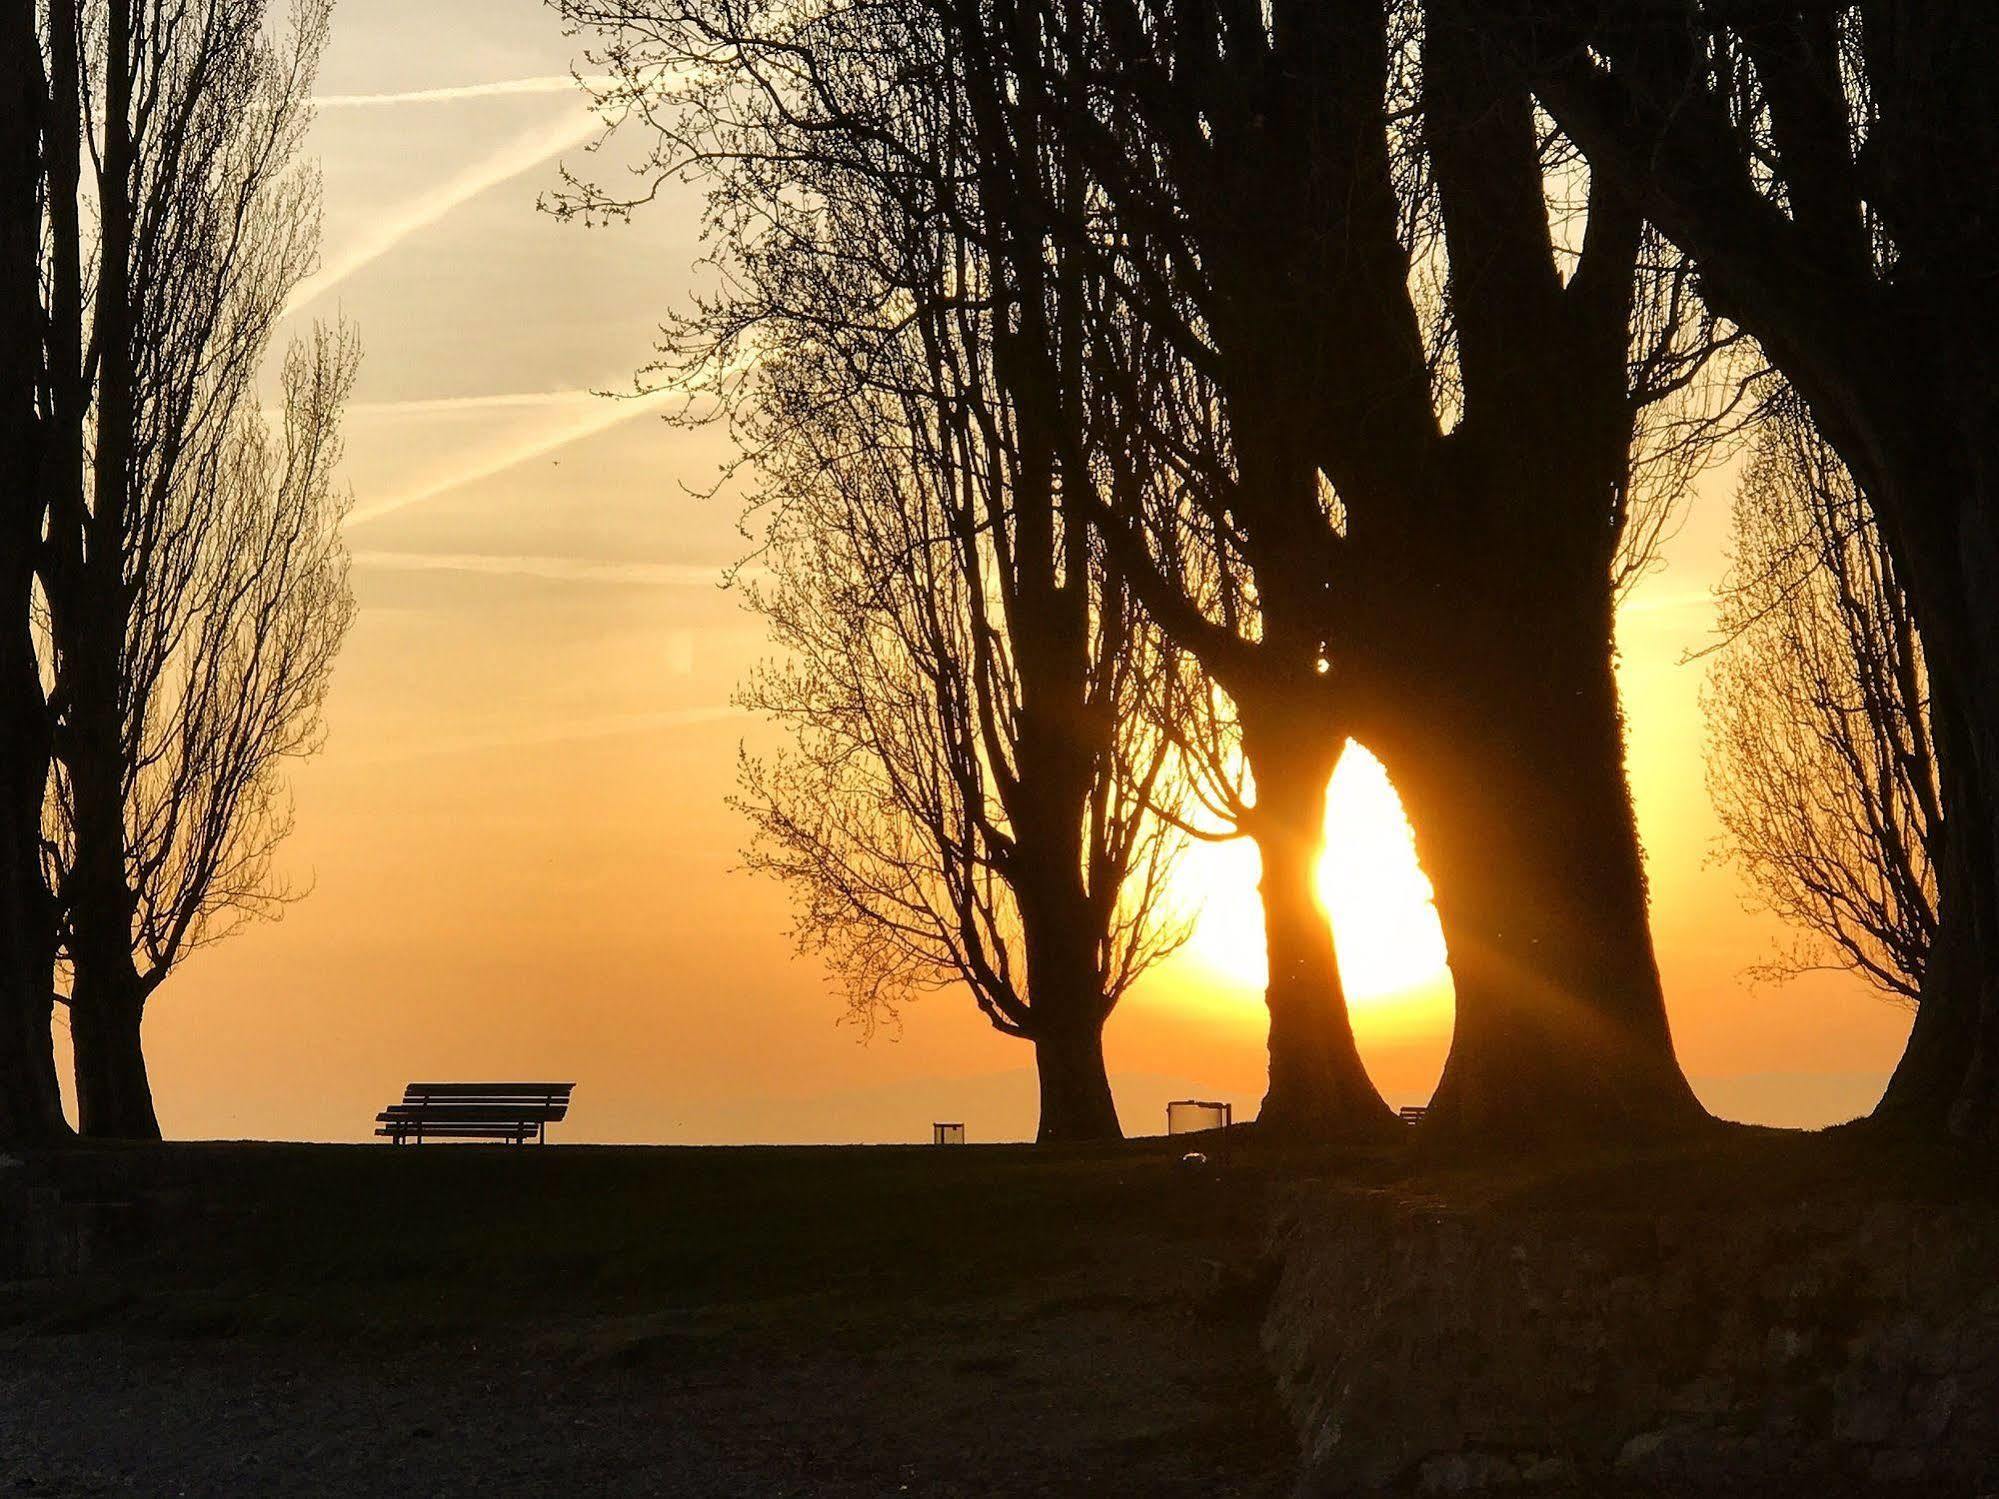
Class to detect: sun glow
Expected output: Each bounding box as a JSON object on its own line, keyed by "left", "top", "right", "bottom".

{"left": 1178, "top": 745, "right": 1454, "bottom": 1017}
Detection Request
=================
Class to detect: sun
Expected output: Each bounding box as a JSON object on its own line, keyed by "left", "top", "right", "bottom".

{"left": 1177, "top": 744, "right": 1453, "bottom": 1012}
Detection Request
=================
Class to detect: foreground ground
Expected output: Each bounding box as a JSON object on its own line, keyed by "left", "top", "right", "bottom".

{"left": 0, "top": 1135, "right": 1315, "bottom": 1497}
{"left": 2, "top": 1127, "right": 1993, "bottom": 1497}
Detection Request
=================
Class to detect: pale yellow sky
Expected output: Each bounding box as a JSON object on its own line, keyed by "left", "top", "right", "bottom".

{"left": 84, "top": 0, "right": 1912, "bottom": 1143}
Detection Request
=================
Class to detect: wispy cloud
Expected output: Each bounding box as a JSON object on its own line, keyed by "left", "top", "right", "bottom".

{"left": 1620, "top": 590, "right": 1716, "bottom": 618}
{"left": 343, "top": 386, "right": 676, "bottom": 528}
{"left": 343, "top": 705, "right": 747, "bottom": 766}
{"left": 352, "top": 550, "right": 731, "bottom": 589}
{"left": 314, "top": 75, "right": 603, "bottom": 108}
{"left": 284, "top": 109, "right": 602, "bottom": 317}
{"left": 347, "top": 389, "right": 609, "bottom": 417}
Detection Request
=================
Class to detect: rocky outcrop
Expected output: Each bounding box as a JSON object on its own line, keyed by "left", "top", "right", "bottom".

{"left": 0, "top": 1152, "right": 149, "bottom": 1276}
{"left": 1264, "top": 1187, "right": 1999, "bottom": 1492}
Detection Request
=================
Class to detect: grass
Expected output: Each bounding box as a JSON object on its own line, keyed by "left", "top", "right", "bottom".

{"left": 5, "top": 1132, "right": 1359, "bottom": 1340}
{"left": 1, "top": 1124, "right": 1991, "bottom": 1495}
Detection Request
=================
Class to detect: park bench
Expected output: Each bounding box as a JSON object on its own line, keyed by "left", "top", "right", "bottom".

{"left": 375, "top": 1082, "right": 574, "bottom": 1144}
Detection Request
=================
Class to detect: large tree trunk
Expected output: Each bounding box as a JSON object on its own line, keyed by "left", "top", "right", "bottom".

{"left": 1877, "top": 689, "right": 1988, "bottom": 1134}
{"left": 70, "top": 961, "right": 159, "bottom": 1140}
{"left": 1015, "top": 857, "right": 1125, "bottom": 1144}
{"left": 1030, "top": 1015, "right": 1122, "bottom": 1144}
{"left": 1243, "top": 714, "right": 1397, "bottom": 1140}
{"left": 1371, "top": 574, "right": 1704, "bottom": 1146}
{"left": 1480, "top": 0, "right": 1999, "bottom": 1142}
{"left": 1862, "top": 413, "right": 1999, "bottom": 1143}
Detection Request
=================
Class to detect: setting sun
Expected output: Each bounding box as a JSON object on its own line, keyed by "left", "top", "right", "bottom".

{"left": 1179, "top": 744, "right": 1455, "bottom": 1016}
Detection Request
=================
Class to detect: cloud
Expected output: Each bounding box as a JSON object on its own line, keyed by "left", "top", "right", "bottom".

{"left": 284, "top": 108, "right": 603, "bottom": 317}
{"left": 347, "top": 389, "right": 610, "bottom": 416}
{"left": 314, "top": 75, "right": 602, "bottom": 108}
{"left": 351, "top": 549, "right": 731, "bottom": 589}
{"left": 343, "top": 705, "right": 747, "bottom": 767}
{"left": 342, "top": 385, "right": 677, "bottom": 528}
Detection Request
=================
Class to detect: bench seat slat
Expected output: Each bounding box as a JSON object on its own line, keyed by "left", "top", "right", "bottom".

{"left": 375, "top": 1111, "right": 567, "bottom": 1119}
{"left": 376, "top": 1081, "right": 576, "bottom": 1143}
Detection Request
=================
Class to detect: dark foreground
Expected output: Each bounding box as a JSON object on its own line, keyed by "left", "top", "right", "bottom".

{"left": 2, "top": 1128, "right": 1995, "bottom": 1497}
{"left": 0, "top": 1136, "right": 1302, "bottom": 1497}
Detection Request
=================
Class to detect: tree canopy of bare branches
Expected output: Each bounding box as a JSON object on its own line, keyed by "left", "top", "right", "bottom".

{"left": 39, "top": 0, "right": 356, "bottom": 1139}
{"left": 560, "top": 0, "right": 1187, "bottom": 1141}
{"left": 1709, "top": 388, "right": 1938, "bottom": 1004}
{"left": 1471, "top": 0, "right": 1999, "bottom": 1141}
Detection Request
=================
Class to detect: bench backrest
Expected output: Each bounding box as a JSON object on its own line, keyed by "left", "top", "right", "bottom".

{"left": 399, "top": 1082, "right": 574, "bottom": 1120}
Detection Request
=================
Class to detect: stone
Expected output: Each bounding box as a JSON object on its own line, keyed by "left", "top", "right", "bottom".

{"left": 1615, "top": 1430, "right": 1669, "bottom": 1473}
{"left": 1871, "top": 1448, "right": 1929, "bottom": 1483}
{"left": 1268, "top": 1193, "right": 1999, "bottom": 1496}
{"left": 1418, "top": 1452, "right": 1518, "bottom": 1493}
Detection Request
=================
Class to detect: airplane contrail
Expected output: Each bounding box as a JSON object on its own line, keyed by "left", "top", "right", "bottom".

{"left": 343, "top": 386, "right": 678, "bottom": 528}
{"left": 347, "top": 389, "right": 610, "bottom": 416}
{"left": 314, "top": 75, "right": 604, "bottom": 108}
{"left": 350, "top": 550, "right": 733, "bottom": 589}
{"left": 341, "top": 705, "right": 747, "bottom": 767}
{"left": 284, "top": 110, "right": 603, "bottom": 318}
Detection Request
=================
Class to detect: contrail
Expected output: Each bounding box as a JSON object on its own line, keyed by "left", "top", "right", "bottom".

{"left": 284, "top": 110, "right": 603, "bottom": 317}
{"left": 341, "top": 705, "right": 748, "bottom": 767}
{"left": 347, "top": 389, "right": 609, "bottom": 416}
{"left": 342, "top": 350, "right": 747, "bottom": 529}
{"left": 343, "top": 386, "right": 678, "bottom": 528}
{"left": 314, "top": 75, "right": 605, "bottom": 108}
{"left": 351, "top": 550, "right": 733, "bottom": 589}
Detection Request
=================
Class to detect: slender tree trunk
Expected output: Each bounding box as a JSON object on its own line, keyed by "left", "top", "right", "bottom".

{"left": 70, "top": 960, "right": 158, "bottom": 1140}
{"left": 0, "top": 0, "right": 68, "bottom": 1146}
{"left": 1372, "top": 576, "right": 1704, "bottom": 1146}
{"left": 57, "top": 0, "right": 156, "bottom": 1143}
{"left": 1242, "top": 713, "right": 1397, "bottom": 1140}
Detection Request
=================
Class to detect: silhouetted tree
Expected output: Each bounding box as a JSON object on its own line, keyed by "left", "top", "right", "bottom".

{"left": 1472, "top": 0, "right": 1999, "bottom": 1139}
{"left": 41, "top": 0, "right": 355, "bottom": 1139}
{"left": 1010, "top": 0, "right": 1725, "bottom": 1141}
{"left": 1081, "top": 214, "right": 1396, "bottom": 1140}
{"left": 559, "top": 0, "right": 1187, "bottom": 1142}
{"left": 1709, "top": 388, "right": 1937, "bottom": 1001}
{"left": 0, "top": 0, "right": 68, "bottom": 1144}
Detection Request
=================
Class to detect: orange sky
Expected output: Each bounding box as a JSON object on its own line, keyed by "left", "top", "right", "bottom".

{"left": 74, "top": 0, "right": 1912, "bottom": 1144}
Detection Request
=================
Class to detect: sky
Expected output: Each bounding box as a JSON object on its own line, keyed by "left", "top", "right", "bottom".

{"left": 75, "top": 0, "right": 1914, "bottom": 1144}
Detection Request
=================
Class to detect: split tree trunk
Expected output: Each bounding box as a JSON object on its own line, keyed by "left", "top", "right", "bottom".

{"left": 1243, "top": 715, "right": 1397, "bottom": 1140}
